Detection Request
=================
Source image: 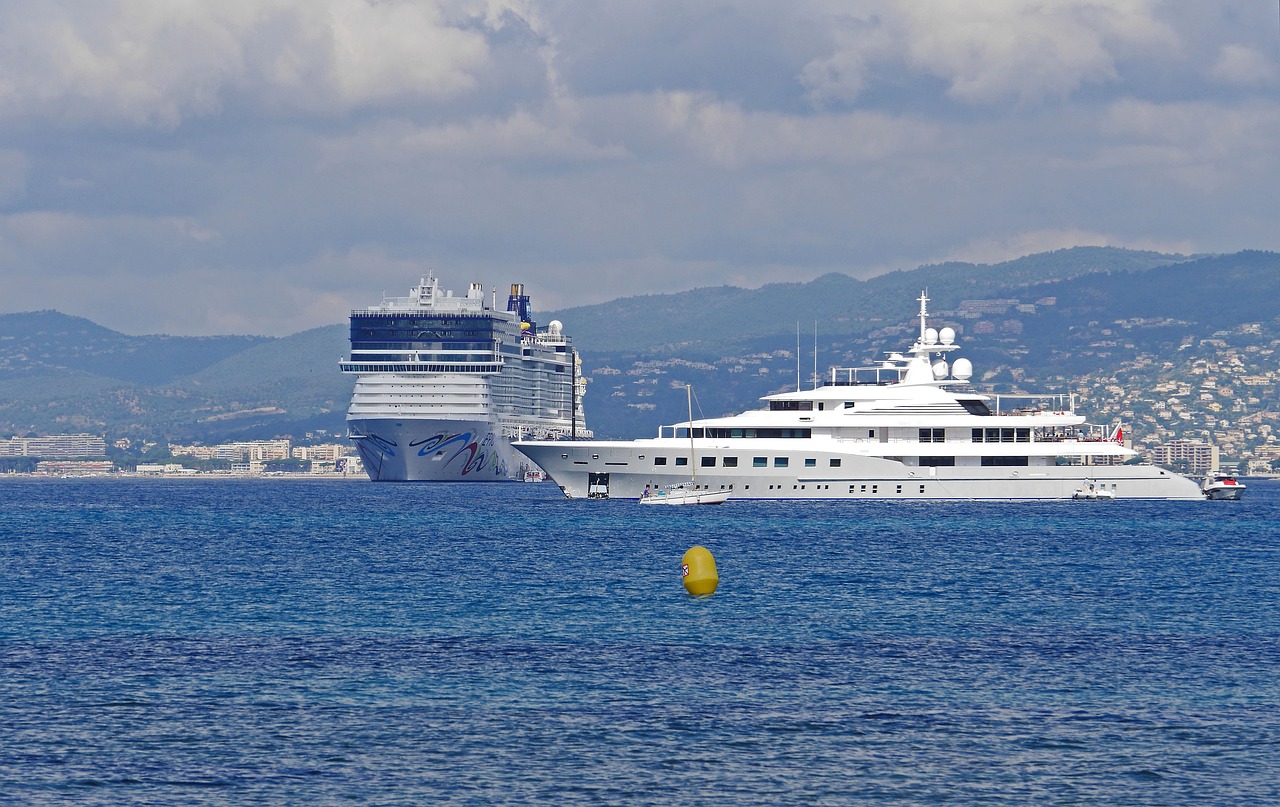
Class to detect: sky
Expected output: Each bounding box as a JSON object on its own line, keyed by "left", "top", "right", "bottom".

{"left": 0, "top": 0, "right": 1277, "bottom": 336}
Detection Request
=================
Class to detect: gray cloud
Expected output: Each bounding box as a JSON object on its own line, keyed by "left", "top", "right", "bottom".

{"left": 0, "top": 0, "right": 1276, "bottom": 335}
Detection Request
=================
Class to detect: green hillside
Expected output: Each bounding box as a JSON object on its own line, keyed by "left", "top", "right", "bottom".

{"left": 544, "top": 247, "right": 1186, "bottom": 353}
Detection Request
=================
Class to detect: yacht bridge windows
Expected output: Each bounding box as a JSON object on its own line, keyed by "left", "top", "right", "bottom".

{"left": 666, "top": 427, "right": 812, "bottom": 439}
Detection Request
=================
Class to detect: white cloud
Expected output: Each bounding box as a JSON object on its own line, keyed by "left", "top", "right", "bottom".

{"left": 649, "top": 91, "right": 939, "bottom": 167}
{"left": 802, "top": 0, "right": 1177, "bottom": 106}
{"left": 1097, "top": 98, "right": 1280, "bottom": 190}
{"left": 1, "top": 2, "right": 1279, "bottom": 335}
{"left": 1211, "top": 44, "right": 1277, "bottom": 86}
{"left": 0, "top": 0, "right": 511, "bottom": 126}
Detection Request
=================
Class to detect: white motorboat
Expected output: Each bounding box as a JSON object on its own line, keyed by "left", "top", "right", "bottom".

{"left": 516, "top": 292, "right": 1204, "bottom": 501}
{"left": 1202, "top": 470, "right": 1245, "bottom": 500}
{"left": 1072, "top": 481, "right": 1116, "bottom": 500}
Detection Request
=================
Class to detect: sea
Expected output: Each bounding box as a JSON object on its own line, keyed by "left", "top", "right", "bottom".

{"left": 1, "top": 477, "right": 1278, "bottom": 806}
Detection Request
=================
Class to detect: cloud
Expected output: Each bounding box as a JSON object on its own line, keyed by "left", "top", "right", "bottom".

{"left": 0, "top": 2, "right": 1278, "bottom": 336}
{"left": 0, "top": 0, "right": 508, "bottom": 126}
{"left": 1211, "top": 44, "right": 1277, "bottom": 86}
{"left": 802, "top": 0, "right": 1177, "bottom": 106}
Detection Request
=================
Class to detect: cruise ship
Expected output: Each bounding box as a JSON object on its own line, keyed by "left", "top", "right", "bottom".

{"left": 341, "top": 275, "right": 588, "bottom": 482}
{"left": 514, "top": 292, "right": 1203, "bottom": 501}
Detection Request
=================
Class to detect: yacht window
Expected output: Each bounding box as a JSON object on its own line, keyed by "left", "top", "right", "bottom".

{"left": 805, "top": 458, "right": 817, "bottom": 468}
{"left": 770, "top": 401, "right": 814, "bottom": 411}
{"left": 960, "top": 399, "right": 992, "bottom": 416}
{"left": 753, "top": 457, "right": 767, "bottom": 467}
{"left": 701, "top": 457, "right": 715, "bottom": 468}
{"left": 981, "top": 456, "right": 1029, "bottom": 466}
{"left": 972, "top": 429, "right": 983, "bottom": 443}
{"left": 654, "top": 457, "right": 668, "bottom": 466}
{"left": 920, "top": 456, "right": 956, "bottom": 467}
{"left": 675, "top": 457, "right": 688, "bottom": 466}
{"left": 830, "top": 459, "right": 841, "bottom": 468}
{"left": 844, "top": 402, "right": 855, "bottom": 409}
{"left": 1016, "top": 428, "right": 1031, "bottom": 442}
{"left": 723, "top": 457, "right": 739, "bottom": 468}
{"left": 774, "top": 457, "right": 789, "bottom": 468}
{"left": 919, "top": 428, "right": 945, "bottom": 443}
{"left": 868, "top": 430, "right": 875, "bottom": 438}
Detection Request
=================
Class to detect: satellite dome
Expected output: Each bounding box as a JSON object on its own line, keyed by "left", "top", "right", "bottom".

{"left": 924, "top": 327, "right": 938, "bottom": 345}
{"left": 932, "top": 360, "right": 949, "bottom": 380}
{"left": 939, "top": 326, "right": 956, "bottom": 345}
{"left": 952, "top": 358, "right": 973, "bottom": 380}
{"left": 548, "top": 320, "right": 563, "bottom": 335}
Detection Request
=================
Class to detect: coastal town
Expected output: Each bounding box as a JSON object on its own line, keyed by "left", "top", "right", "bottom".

{"left": 0, "top": 432, "right": 363, "bottom": 477}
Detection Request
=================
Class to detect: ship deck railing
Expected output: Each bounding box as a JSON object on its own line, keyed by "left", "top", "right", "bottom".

{"left": 339, "top": 361, "right": 503, "bottom": 374}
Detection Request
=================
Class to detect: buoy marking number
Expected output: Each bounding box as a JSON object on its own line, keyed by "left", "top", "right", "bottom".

{"left": 681, "top": 564, "right": 690, "bottom": 577}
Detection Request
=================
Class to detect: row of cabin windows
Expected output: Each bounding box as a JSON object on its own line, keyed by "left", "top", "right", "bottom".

{"left": 648, "top": 455, "right": 1026, "bottom": 468}
{"left": 680, "top": 428, "right": 812, "bottom": 439}
{"left": 921, "top": 428, "right": 1032, "bottom": 443}
{"left": 768, "top": 401, "right": 859, "bottom": 411}
{"left": 922, "top": 456, "right": 1031, "bottom": 466}
{"left": 654, "top": 456, "right": 842, "bottom": 469}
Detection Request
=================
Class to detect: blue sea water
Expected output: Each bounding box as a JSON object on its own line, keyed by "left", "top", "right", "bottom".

{"left": 1, "top": 478, "right": 1278, "bottom": 805}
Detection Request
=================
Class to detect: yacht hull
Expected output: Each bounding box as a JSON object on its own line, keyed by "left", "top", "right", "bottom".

{"left": 515, "top": 440, "right": 1206, "bottom": 501}
{"left": 1203, "top": 484, "right": 1244, "bottom": 500}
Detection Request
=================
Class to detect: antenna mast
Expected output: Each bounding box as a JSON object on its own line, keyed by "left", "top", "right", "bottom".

{"left": 795, "top": 322, "right": 801, "bottom": 391}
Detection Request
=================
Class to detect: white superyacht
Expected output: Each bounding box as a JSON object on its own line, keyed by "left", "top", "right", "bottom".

{"left": 515, "top": 292, "right": 1203, "bottom": 500}
{"left": 342, "top": 275, "right": 588, "bottom": 482}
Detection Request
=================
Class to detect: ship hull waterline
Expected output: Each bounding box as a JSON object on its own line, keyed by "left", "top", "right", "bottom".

{"left": 350, "top": 418, "right": 542, "bottom": 482}
{"left": 514, "top": 440, "right": 1206, "bottom": 501}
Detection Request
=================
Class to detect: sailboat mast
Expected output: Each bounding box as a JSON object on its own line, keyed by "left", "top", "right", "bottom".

{"left": 687, "top": 384, "right": 696, "bottom": 485}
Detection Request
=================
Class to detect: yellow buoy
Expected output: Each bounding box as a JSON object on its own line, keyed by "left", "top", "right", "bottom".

{"left": 682, "top": 546, "right": 719, "bottom": 596}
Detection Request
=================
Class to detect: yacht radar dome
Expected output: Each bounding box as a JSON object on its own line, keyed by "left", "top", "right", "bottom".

{"left": 548, "top": 320, "right": 563, "bottom": 335}
{"left": 924, "top": 328, "right": 938, "bottom": 345}
{"left": 940, "top": 327, "right": 956, "bottom": 345}
{"left": 952, "top": 357, "right": 973, "bottom": 381}
{"left": 932, "top": 360, "right": 949, "bottom": 380}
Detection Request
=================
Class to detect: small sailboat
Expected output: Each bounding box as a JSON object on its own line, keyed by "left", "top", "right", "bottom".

{"left": 639, "top": 385, "right": 731, "bottom": 505}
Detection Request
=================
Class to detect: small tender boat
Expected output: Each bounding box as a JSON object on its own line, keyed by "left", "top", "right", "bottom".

{"left": 1072, "top": 481, "right": 1115, "bottom": 500}
{"left": 640, "top": 483, "right": 731, "bottom": 505}
{"left": 1202, "top": 470, "right": 1245, "bottom": 500}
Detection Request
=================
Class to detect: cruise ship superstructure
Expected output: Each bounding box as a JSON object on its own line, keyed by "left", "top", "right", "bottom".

{"left": 515, "top": 292, "right": 1203, "bottom": 501}
{"left": 341, "top": 275, "right": 588, "bottom": 482}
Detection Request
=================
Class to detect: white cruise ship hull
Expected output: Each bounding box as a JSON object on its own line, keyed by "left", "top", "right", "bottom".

{"left": 515, "top": 440, "right": 1206, "bottom": 501}
{"left": 349, "top": 417, "right": 531, "bottom": 482}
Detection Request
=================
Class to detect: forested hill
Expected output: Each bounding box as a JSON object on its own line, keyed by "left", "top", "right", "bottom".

{"left": 541, "top": 246, "right": 1188, "bottom": 353}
